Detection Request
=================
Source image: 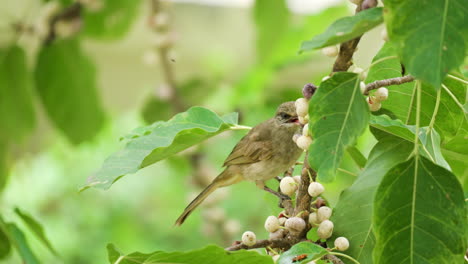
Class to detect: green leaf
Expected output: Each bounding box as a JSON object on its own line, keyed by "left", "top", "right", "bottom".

{"left": 346, "top": 146, "right": 367, "bottom": 168}
{"left": 0, "top": 216, "right": 11, "bottom": 259}
{"left": 442, "top": 133, "right": 468, "bottom": 189}
{"left": 14, "top": 208, "right": 57, "bottom": 256}
{"left": 34, "top": 38, "right": 106, "bottom": 144}
{"left": 373, "top": 156, "right": 466, "bottom": 263}
{"left": 383, "top": 0, "right": 467, "bottom": 88}
{"left": 107, "top": 244, "right": 273, "bottom": 264}
{"left": 0, "top": 141, "right": 8, "bottom": 193}
{"left": 107, "top": 244, "right": 153, "bottom": 264}
{"left": 308, "top": 72, "right": 369, "bottom": 182}
{"left": 278, "top": 242, "right": 328, "bottom": 264}
{"left": 254, "top": 0, "right": 290, "bottom": 61}
{"left": 84, "top": 107, "right": 240, "bottom": 190}
{"left": 332, "top": 137, "right": 413, "bottom": 264}
{"left": 4, "top": 222, "right": 39, "bottom": 264}
{"left": 370, "top": 115, "right": 451, "bottom": 170}
{"left": 299, "top": 7, "right": 383, "bottom": 52}
{"left": 83, "top": 0, "right": 142, "bottom": 40}
{"left": 366, "top": 44, "right": 467, "bottom": 140}
{"left": 0, "top": 45, "right": 36, "bottom": 142}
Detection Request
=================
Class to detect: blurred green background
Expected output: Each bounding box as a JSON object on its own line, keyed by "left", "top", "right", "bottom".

{"left": 1, "top": 0, "right": 386, "bottom": 263}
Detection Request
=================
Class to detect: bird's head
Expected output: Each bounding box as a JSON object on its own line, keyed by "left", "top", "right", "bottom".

{"left": 274, "top": 101, "right": 301, "bottom": 130}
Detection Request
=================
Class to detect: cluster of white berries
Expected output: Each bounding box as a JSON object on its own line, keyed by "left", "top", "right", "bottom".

{"left": 364, "top": 87, "right": 389, "bottom": 111}
{"left": 240, "top": 177, "right": 350, "bottom": 262}
{"left": 293, "top": 98, "right": 312, "bottom": 150}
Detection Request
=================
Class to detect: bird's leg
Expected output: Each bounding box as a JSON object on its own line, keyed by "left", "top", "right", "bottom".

{"left": 256, "top": 180, "right": 291, "bottom": 202}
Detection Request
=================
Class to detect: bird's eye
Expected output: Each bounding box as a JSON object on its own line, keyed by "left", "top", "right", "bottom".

{"left": 280, "top": 113, "right": 291, "bottom": 120}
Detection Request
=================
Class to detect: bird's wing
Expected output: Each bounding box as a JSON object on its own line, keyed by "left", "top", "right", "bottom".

{"left": 222, "top": 121, "right": 273, "bottom": 166}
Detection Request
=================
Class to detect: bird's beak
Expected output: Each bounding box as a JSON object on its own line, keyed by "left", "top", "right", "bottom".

{"left": 288, "top": 116, "right": 300, "bottom": 124}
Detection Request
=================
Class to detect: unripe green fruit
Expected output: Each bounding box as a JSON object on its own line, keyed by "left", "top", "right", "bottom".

{"left": 269, "top": 228, "right": 285, "bottom": 240}
{"left": 295, "top": 98, "right": 309, "bottom": 117}
{"left": 367, "top": 96, "right": 382, "bottom": 111}
{"left": 308, "top": 212, "right": 319, "bottom": 226}
{"left": 280, "top": 177, "right": 297, "bottom": 196}
{"left": 302, "top": 124, "right": 309, "bottom": 136}
{"left": 322, "top": 46, "right": 339, "bottom": 57}
{"left": 298, "top": 115, "right": 309, "bottom": 125}
{"left": 242, "top": 231, "right": 256, "bottom": 246}
{"left": 317, "top": 220, "right": 334, "bottom": 239}
{"left": 264, "top": 216, "right": 280, "bottom": 233}
{"left": 285, "top": 217, "right": 306, "bottom": 234}
{"left": 296, "top": 135, "right": 312, "bottom": 150}
{"left": 375, "top": 87, "right": 389, "bottom": 101}
{"left": 317, "top": 206, "right": 332, "bottom": 222}
{"left": 308, "top": 182, "right": 325, "bottom": 197}
{"left": 334, "top": 236, "right": 350, "bottom": 251}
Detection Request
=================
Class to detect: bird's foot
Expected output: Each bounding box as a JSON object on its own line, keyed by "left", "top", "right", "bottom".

{"left": 263, "top": 185, "right": 291, "bottom": 206}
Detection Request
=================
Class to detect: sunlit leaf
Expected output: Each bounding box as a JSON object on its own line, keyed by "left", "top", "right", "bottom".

{"left": 254, "top": 0, "right": 290, "bottom": 61}
{"left": 332, "top": 137, "right": 413, "bottom": 264}
{"left": 300, "top": 7, "right": 383, "bottom": 52}
{"left": 277, "top": 241, "right": 327, "bottom": 264}
{"left": 14, "top": 208, "right": 57, "bottom": 256}
{"left": 373, "top": 156, "right": 466, "bottom": 263}
{"left": 83, "top": 0, "right": 142, "bottom": 40}
{"left": 0, "top": 45, "right": 35, "bottom": 142}
{"left": 308, "top": 72, "right": 369, "bottom": 182}
{"left": 4, "top": 222, "right": 39, "bottom": 264}
{"left": 0, "top": 216, "right": 11, "bottom": 259}
{"left": 84, "top": 107, "right": 240, "bottom": 190}
{"left": 34, "top": 38, "right": 106, "bottom": 144}
{"left": 107, "top": 244, "right": 273, "bottom": 264}
{"left": 384, "top": 0, "right": 467, "bottom": 88}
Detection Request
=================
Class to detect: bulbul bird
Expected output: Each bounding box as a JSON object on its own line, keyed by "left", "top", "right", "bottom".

{"left": 175, "top": 101, "right": 303, "bottom": 226}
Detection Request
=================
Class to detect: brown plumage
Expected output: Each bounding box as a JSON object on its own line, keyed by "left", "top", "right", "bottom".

{"left": 175, "top": 102, "right": 303, "bottom": 225}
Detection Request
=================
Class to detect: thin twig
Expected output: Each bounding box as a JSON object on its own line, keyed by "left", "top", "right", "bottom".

{"left": 364, "top": 75, "right": 415, "bottom": 95}
{"left": 225, "top": 239, "right": 294, "bottom": 251}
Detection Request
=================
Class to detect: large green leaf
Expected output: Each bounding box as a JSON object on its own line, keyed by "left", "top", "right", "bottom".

{"left": 370, "top": 115, "right": 451, "bottom": 170}
{"left": 308, "top": 72, "right": 369, "bottom": 182}
{"left": 0, "top": 216, "right": 11, "bottom": 259}
{"left": 300, "top": 7, "right": 383, "bottom": 52}
{"left": 4, "top": 222, "right": 39, "bottom": 264}
{"left": 442, "top": 133, "right": 468, "bottom": 189}
{"left": 0, "top": 45, "right": 35, "bottom": 142}
{"left": 83, "top": 0, "right": 142, "bottom": 40}
{"left": 34, "top": 38, "right": 106, "bottom": 144}
{"left": 373, "top": 156, "right": 466, "bottom": 263}
{"left": 332, "top": 137, "right": 413, "bottom": 264}
{"left": 14, "top": 208, "right": 57, "bottom": 256}
{"left": 254, "top": 0, "right": 290, "bottom": 62}
{"left": 107, "top": 244, "right": 273, "bottom": 264}
{"left": 383, "top": 0, "right": 467, "bottom": 88}
{"left": 84, "top": 107, "right": 241, "bottom": 190}
{"left": 277, "top": 242, "right": 328, "bottom": 264}
{"left": 0, "top": 141, "right": 8, "bottom": 192}
{"left": 366, "top": 43, "right": 467, "bottom": 141}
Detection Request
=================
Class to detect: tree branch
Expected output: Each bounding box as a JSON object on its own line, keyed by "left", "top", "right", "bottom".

{"left": 332, "top": 0, "right": 378, "bottom": 72}
{"left": 364, "top": 75, "right": 415, "bottom": 95}
{"left": 225, "top": 239, "right": 294, "bottom": 251}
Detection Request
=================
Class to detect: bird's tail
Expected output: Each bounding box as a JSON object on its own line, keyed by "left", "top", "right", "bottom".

{"left": 174, "top": 180, "right": 221, "bottom": 226}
